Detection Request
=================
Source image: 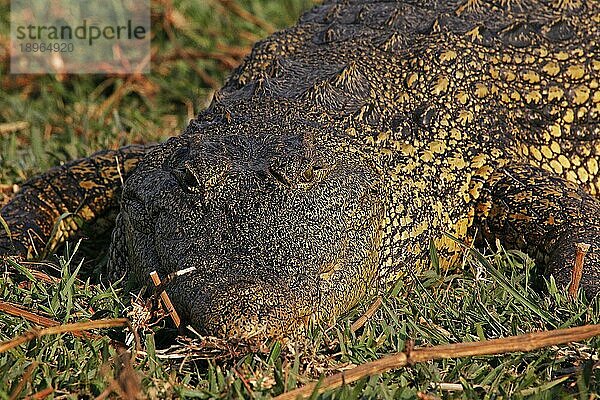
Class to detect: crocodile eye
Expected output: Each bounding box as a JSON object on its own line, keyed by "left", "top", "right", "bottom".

{"left": 182, "top": 166, "right": 200, "bottom": 190}
{"left": 172, "top": 163, "right": 202, "bottom": 194}
{"left": 301, "top": 165, "right": 314, "bottom": 182}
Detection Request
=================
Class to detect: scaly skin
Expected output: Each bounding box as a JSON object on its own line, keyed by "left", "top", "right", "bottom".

{"left": 1, "top": 0, "right": 599, "bottom": 338}
{"left": 0, "top": 145, "right": 151, "bottom": 258}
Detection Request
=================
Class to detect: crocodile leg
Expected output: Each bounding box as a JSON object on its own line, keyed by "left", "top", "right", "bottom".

{"left": 0, "top": 145, "right": 152, "bottom": 259}
{"left": 476, "top": 164, "right": 600, "bottom": 298}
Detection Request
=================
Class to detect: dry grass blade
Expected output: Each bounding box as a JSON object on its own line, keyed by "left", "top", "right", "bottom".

{"left": 0, "top": 300, "right": 107, "bottom": 340}
{"left": 9, "top": 361, "right": 38, "bottom": 400}
{"left": 568, "top": 242, "right": 590, "bottom": 297}
{"left": 0, "top": 318, "right": 132, "bottom": 353}
{"left": 92, "top": 77, "right": 134, "bottom": 119}
{"left": 96, "top": 347, "right": 142, "bottom": 400}
{"left": 28, "top": 270, "right": 61, "bottom": 284}
{"left": 2, "top": 259, "right": 61, "bottom": 283}
{"left": 179, "top": 49, "right": 222, "bottom": 89}
{"left": 234, "top": 368, "right": 256, "bottom": 399}
{"left": 275, "top": 324, "right": 600, "bottom": 400}
{"left": 0, "top": 301, "right": 61, "bottom": 329}
{"left": 154, "top": 49, "right": 241, "bottom": 69}
{"left": 0, "top": 121, "right": 29, "bottom": 135}
{"left": 416, "top": 392, "right": 440, "bottom": 400}
{"left": 217, "top": 0, "right": 275, "bottom": 33}
{"left": 24, "top": 387, "right": 54, "bottom": 400}
{"left": 351, "top": 297, "right": 382, "bottom": 333}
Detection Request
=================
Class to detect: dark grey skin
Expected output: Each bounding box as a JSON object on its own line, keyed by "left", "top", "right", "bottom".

{"left": 1, "top": 0, "right": 599, "bottom": 338}
{"left": 109, "top": 100, "right": 384, "bottom": 337}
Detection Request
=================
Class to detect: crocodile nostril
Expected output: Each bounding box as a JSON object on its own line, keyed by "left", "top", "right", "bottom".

{"left": 268, "top": 166, "right": 292, "bottom": 187}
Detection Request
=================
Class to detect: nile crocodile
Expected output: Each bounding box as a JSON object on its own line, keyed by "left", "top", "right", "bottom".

{"left": 1, "top": 0, "right": 599, "bottom": 339}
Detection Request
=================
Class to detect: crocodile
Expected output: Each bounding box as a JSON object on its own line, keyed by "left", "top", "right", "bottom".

{"left": 1, "top": 0, "right": 599, "bottom": 339}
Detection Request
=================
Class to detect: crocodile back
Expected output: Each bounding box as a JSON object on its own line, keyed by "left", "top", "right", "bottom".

{"left": 190, "top": 0, "right": 599, "bottom": 275}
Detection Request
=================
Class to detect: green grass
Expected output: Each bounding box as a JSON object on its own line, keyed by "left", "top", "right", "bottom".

{"left": 1, "top": 243, "right": 598, "bottom": 398}
{"left": 1, "top": 0, "right": 599, "bottom": 398}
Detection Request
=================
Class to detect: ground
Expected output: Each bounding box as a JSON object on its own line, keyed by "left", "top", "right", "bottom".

{"left": 0, "top": 0, "right": 599, "bottom": 398}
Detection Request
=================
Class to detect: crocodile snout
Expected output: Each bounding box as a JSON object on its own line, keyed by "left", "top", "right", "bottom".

{"left": 164, "top": 271, "right": 317, "bottom": 339}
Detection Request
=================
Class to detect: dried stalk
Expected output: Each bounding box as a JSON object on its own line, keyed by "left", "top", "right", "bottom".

{"left": 568, "top": 242, "right": 590, "bottom": 297}
{"left": 218, "top": 0, "right": 275, "bottom": 33}
{"left": 0, "top": 318, "right": 133, "bottom": 353}
{"left": 150, "top": 270, "right": 181, "bottom": 327}
{"left": 350, "top": 297, "right": 382, "bottom": 333}
{"left": 9, "top": 362, "right": 38, "bottom": 400}
{"left": 275, "top": 324, "right": 600, "bottom": 400}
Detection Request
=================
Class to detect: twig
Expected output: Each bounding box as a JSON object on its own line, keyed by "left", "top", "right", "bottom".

{"left": 234, "top": 368, "right": 256, "bottom": 398}
{"left": 0, "top": 301, "right": 69, "bottom": 330}
{"left": 150, "top": 271, "right": 181, "bottom": 328}
{"left": 274, "top": 324, "right": 600, "bottom": 400}
{"left": 9, "top": 362, "right": 38, "bottom": 400}
{"left": 0, "top": 121, "right": 29, "bottom": 135}
{"left": 0, "top": 318, "right": 133, "bottom": 353}
{"left": 431, "top": 382, "right": 466, "bottom": 391}
{"left": 416, "top": 392, "right": 440, "bottom": 400}
{"left": 350, "top": 297, "right": 382, "bottom": 333}
{"left": 24, "top": 386, "right": 54, "bottom": 400}
{"left": 218, "top": 0, "right": 275, "bottom": 34}
{"left": 568, "top": 242, "right": 590, "bottom": 297}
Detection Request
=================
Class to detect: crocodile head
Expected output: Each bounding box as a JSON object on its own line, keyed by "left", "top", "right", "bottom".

{"left": 110, "top": 99, "right": 384, "bottom": 339}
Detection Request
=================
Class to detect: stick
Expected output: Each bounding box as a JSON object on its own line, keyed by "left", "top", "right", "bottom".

{"left": 0, "top": 301, "right": 60, "bottom": 328}
{"left": 150, "top": 271, "right": 181, "bottom": 327}
{"left": 568, "top": 242, "right": 590, "bottom": 297}
{"left": 350, "top": 297, "right": 382, "bottom": 333}
{"left": 0, "top": 121, "right": 29, "bottom": 134}
{"left": 9, "top": 362, "right": 38, "bottom": 400}
{"left": 274, "top": 324, "right": 600, "bottom": 400}
{"left": 25, "top": 386, "right": 54, "bottom": 400}
{"left": 218, "top": 0, "right": 275, "bottom": 34}
{"left": 0, "top": 318, "right": 132, "bottom": 353}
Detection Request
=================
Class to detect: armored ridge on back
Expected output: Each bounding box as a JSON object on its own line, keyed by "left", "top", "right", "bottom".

{"left": 1, "top": 0, "right": 599, "bottom": 339}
